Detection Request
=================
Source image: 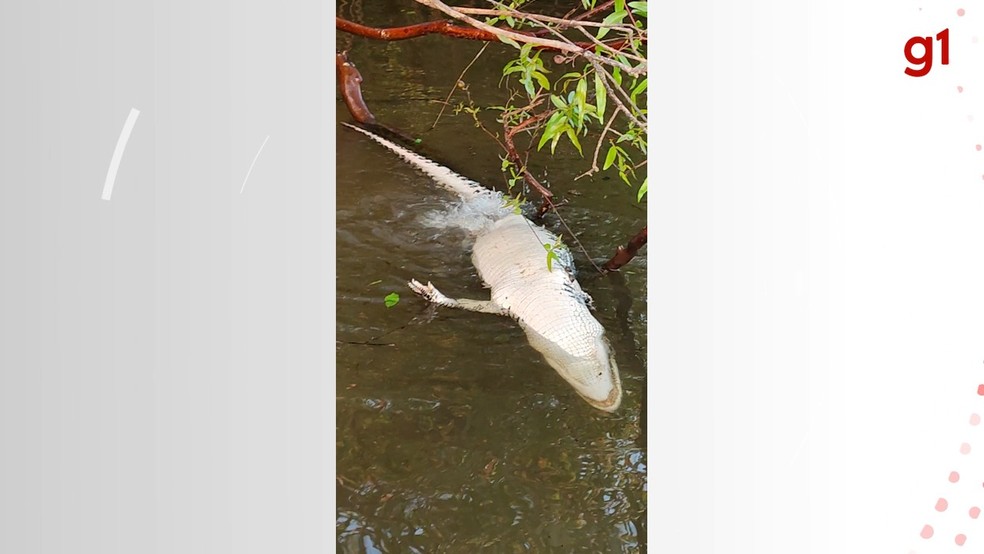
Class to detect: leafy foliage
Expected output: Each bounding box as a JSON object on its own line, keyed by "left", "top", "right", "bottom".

{"left": 480, "top": 0, "right": 648, "bottom": 203}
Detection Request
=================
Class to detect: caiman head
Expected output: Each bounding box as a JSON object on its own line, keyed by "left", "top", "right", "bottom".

{"left": 522, "top": 326, "right": 623, "bottom": 412}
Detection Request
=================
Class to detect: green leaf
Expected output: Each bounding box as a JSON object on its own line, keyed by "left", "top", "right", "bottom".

{"left": 597, "top": 10, "right": 627, "bottom": 40}
{"left": 565, "top": 127, "right": 583, "bottom": 156}
{"left": 520, "top": 42, "right": 533, "bottom": 59}
{"left": 559, "top": 71, "right": 583, "bottom": 84}
{"left": 594, "top": 73, "right": 606, "bottom": 122}
{"left": 630, "top": 77, "right": 648, "bottom": 104}
{"left": 523, "top": 77, "right": 535, "bottom": 97}
{"left": 575, "top": 78, "right": 588, "bottom": 111}
{"left": 533, "top": 71, "right": 551, "bottom": 91}
{"left": 384, "top": 292, "right": 400, "bottom": 308}
{"left": 550, "top": 128, "right": 563, "bottom": 154}
{"left": 499, "top": 35, "right": 521, "bottom": 49}
{"left": 603, "top": 145, "right": 618, "bottom": 170}
{"left": 543, "top": 243, "right": 558, "bottom": 272}
{"left": 637, "top": 177, "right": 648, "bottom": 202}
{"left": 628, "top": 1, "right": 647, "bottom": 17}
{"left": 537, "top": 112, "right": 567, "bottom": 151}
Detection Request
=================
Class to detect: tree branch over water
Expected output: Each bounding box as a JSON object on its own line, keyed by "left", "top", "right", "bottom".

{"left": 336, "top": 0, "right": 648, "bottom": 271}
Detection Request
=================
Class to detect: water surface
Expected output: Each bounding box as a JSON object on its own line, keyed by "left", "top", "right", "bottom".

{"left": 336, "top": 3, "right": 648, "bottom": 550}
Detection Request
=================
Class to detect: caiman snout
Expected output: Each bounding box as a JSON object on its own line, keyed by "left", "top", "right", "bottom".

{"left": 570, "top": 350, "right": 622, "bottom": 413}
{"left": 532, "top": 332, "right": 623, "bottom": 413}
{"left": 581, "top": 381, "right": 623, "bottom": 413}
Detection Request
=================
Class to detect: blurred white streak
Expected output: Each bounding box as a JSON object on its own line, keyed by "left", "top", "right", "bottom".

{"left": 240, "top": 135, "right": 270, "bottom": 194}
{"left": 102, "top": 108, "right": 140, "bottom": 201}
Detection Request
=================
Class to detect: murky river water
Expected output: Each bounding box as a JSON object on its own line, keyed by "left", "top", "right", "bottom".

{"left": 336, "top": 2, "right": 648, "bottom": 551}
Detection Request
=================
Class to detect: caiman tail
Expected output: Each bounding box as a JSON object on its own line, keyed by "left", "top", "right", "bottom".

{"left": 342, "top": 122, "right": 489, "bottom": 201}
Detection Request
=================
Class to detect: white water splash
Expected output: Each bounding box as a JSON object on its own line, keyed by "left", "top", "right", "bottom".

{"left": 417, "top": 191, "right": 515, "bottom": 235}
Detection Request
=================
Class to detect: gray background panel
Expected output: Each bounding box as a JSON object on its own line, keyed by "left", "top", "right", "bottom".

{"left": 0, "top": 3, "right": 331, "bottom": 553}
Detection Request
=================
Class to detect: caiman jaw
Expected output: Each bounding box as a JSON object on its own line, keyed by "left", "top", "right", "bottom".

{"left": 580, "top": 385, "right": 622, "bottom": 413}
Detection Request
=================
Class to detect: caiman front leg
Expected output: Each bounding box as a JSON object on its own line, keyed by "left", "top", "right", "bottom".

{"left": 407, "top": 279, "right": 509, "bottom": 316}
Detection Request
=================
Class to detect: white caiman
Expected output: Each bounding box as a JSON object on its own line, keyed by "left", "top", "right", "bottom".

{"left": 343, "top": 123, "right": 623, "bottom": 412}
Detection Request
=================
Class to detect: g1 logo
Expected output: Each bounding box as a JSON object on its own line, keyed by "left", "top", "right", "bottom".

{"left": 905, "top": 28, "right": 949, "bottom": 77}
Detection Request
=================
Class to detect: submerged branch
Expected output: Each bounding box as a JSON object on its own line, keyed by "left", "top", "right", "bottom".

{"left": 336, "top": 51, "right": 376, "bottom": 125}
{"left": 602, "top": 227, "right": 648, "bottom": 273}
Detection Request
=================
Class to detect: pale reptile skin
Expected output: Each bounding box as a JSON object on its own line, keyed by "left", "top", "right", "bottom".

{"left": 343, "top": 122, "right": 623, "bottom": 412}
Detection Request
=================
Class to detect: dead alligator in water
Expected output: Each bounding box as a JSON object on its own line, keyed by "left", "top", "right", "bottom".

{"left": 342, "top": 123, "right": 622, "bottom": 412}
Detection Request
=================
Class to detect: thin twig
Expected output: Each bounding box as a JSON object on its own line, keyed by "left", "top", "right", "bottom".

{"left": 432, "top": 42, "right": 490, "bottom": 129}
{"left": 577, "top": 108, "right": 620, "bottom": 180}
{"left": 572, "top": 0, "right": 617, "bottom": 22}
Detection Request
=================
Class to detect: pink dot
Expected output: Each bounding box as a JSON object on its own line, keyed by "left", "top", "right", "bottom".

{"left": 956, "top": 534, "right": 967, "bottom": 546}
{"left": 958, "top": 8, "right": 966, "bottom": 16}
{"left": 961, "top": 442, "right": 972, "bottom": 454}
{"left": 951, "top": 471, "right": 961, "bottom": 482}
{"left": 937, "top": 497, "right": 950, "bottom": 511}
{"left": 971, "top": 506, "right": 981, "bottom": 518}
{"left": 922, "top": 524, "right": 935, "bottom": 539}
{"left": 959, "top": 86, "right": 965, "bottom": 93}
{"left": 978, "top": 384, "right": 984, "bottom": 395}
{"left": 977, "top": 145, "right": 983, "bottom": 152}
{"left": 972, "top": 414, "right": 981, "bottom": 425}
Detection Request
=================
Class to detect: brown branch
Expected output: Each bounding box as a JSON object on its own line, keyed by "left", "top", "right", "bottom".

{"left": 602, "top": 226, "right": 647, "bottom": 272}
{"left": 502, "top": 109, "right": 554, "bottom": 206}
{"left": 500, "top": 107, "right": 605, "bottom": 273}
{"left": 337, "top": 16, "right": 499, "bottom": 41}
{"left": 336, "top": 51, "right": 376, "bottom": 125}
{"left": 336, "top": 51, "right": 418, "bottom": 145}
{"left": 336, "top": 15, "right": 633, "bottom": 52}
{"left": 414, "top": 0, "right": 644, "bottom": 75}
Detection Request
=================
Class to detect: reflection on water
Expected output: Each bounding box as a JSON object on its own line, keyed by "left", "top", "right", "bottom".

{"left": 336, "top": 1, "right": 647, "bottom": 551}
